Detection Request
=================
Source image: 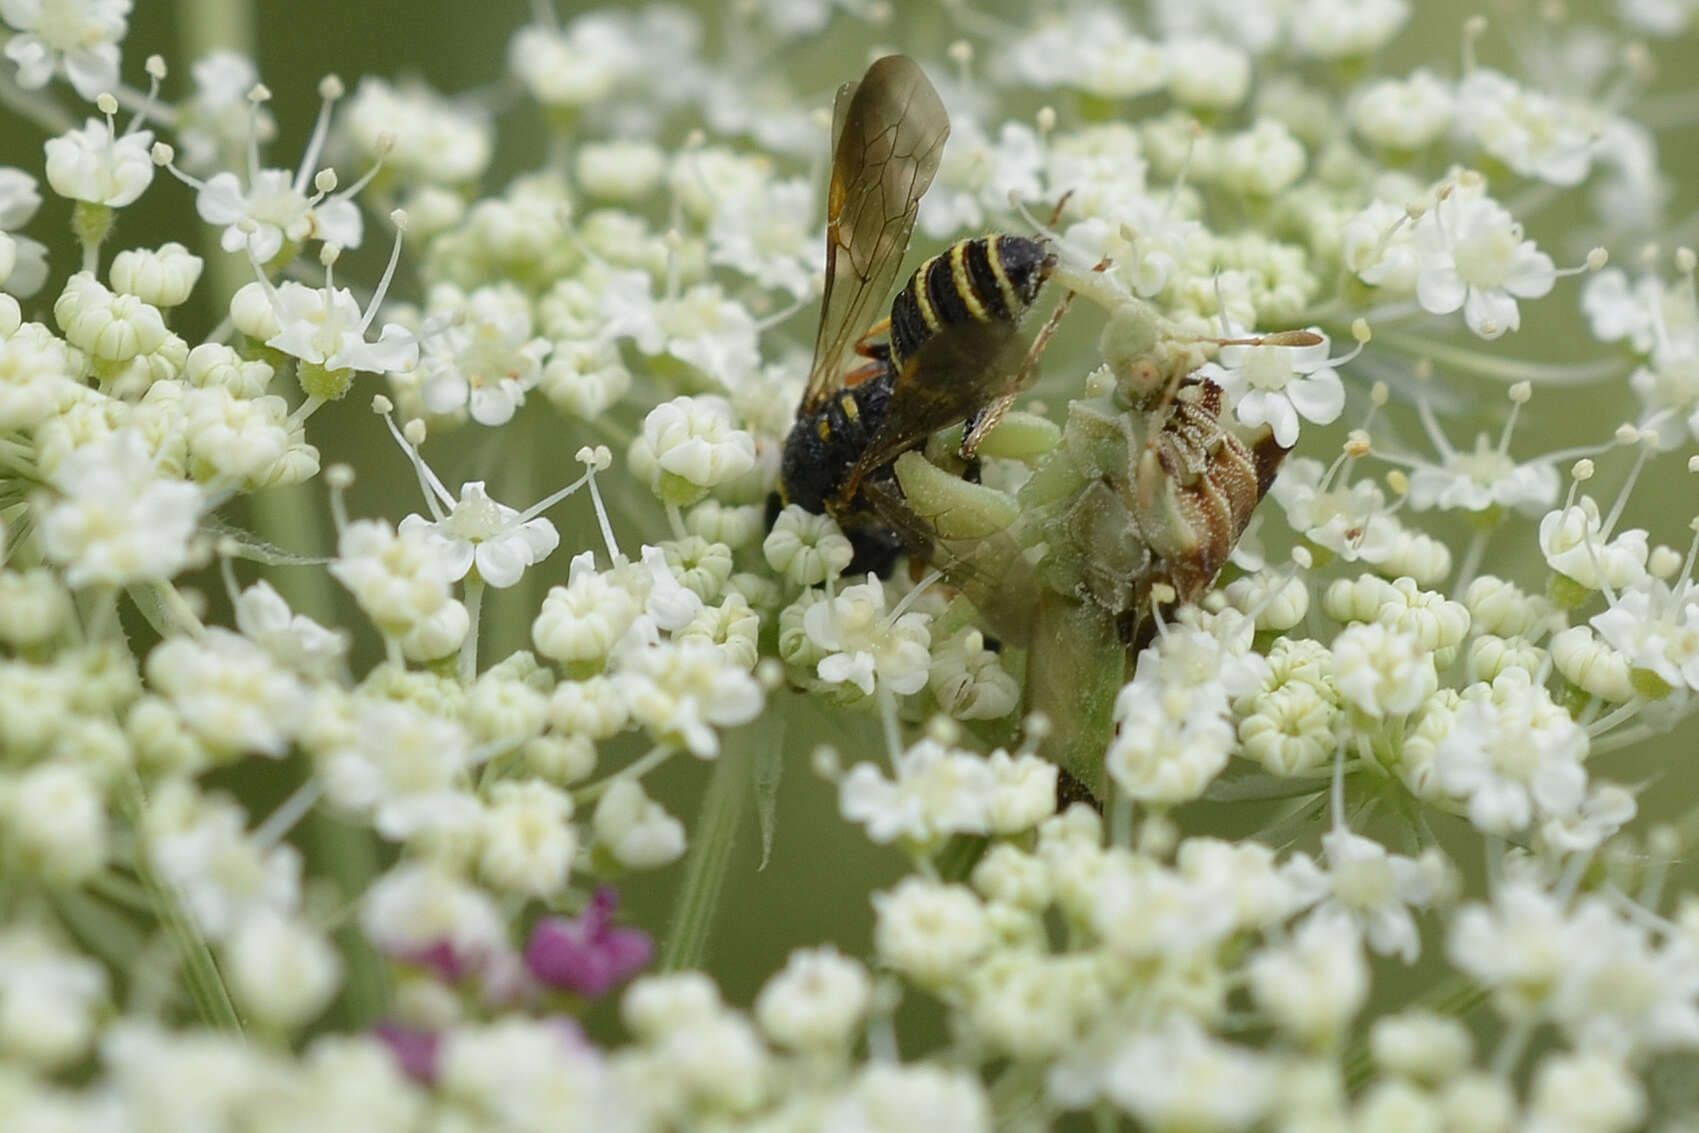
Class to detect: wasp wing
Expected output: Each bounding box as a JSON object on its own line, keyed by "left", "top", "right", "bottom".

{"left": 842, "top": 316, "right": 1027, "bottom": 499}
{"left": 800, "top": 54, "right": 949, "bottom": 417}
{"left": 859, "top": 476, "right": 1041, "bottom": 649}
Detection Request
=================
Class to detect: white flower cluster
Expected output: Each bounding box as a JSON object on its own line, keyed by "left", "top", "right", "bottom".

{"left": 1, "top": 0, "right": 1698, "bottom": 1129}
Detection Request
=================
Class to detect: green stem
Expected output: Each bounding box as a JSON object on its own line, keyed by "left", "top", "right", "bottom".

{"left": 177, "top": 0, "right": 255, "bottom": 310}
{"left": 659, "top": 737, "right": 753, "bottom": 972}
{"left": 459, "top": 577, "right": 485, "bottom": 685}
{"left": 304, "top": 809, "right": 388, "bottom": 1027}
{"left": 115, "top": 771, "right": 243, "bottom": 1032}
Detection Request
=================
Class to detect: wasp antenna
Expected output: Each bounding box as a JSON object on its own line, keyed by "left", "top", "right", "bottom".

{"left": 1044, "top": 188, "right": 1075, "bottom": 230}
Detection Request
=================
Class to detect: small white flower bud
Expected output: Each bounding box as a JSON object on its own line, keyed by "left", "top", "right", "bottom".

{"left": 1332, "top": 622, "right": 1436, "bottom": 718}
{"left": 110, "top": 242, "right": 204, "bottom": 308}
{"left": 5, "top": 762, "right": 107, "bottom": 885}
{"left": 629, "top": 395, "right": 756, "bottom": 507}
{"left": 593, "top": 778, "right": 685, "bottom": 869}
{"left": 230, "top": 280, "right": 282, "bottom": 342}
{"left": 54, "top": 272, "right": 168, "bottom": 361}
{"left": 224, "top": 910, "right": 341, "bottom": 1030}
{"left": 1550, "top": 625, "right": 1635, "bottom": 702}
{"left": 1370, "top": 1011, "right": 1472, "bottom": 1083}
{"left": 763, "top": 505, "right": 854, "bottom": 587}
{"left": 182, "top": 342, "right": 274, "bottom": 396}
{"left": 0, "top": 568, "right": 71, "bottom": 647}
{"left": 754, "top": 945, "right": 871, "bottom": 1051}
{"left": 576, "top": 140, "right": 666, "bottom": 200}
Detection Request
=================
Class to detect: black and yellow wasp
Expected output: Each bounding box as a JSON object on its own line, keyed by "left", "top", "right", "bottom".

{"left": 777, "top": 54, "right": 1061, "bottom": 570}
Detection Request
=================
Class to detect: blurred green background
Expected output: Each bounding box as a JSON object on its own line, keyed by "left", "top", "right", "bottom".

{"left": 10, "top": 0, "right": 1699, "bottom": 1037}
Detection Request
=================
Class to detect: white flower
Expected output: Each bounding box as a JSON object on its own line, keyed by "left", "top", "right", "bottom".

{"left": 802, "top": 577, "right": 932, "bottom": 699}
{"left": 1290, "top": 829, "right": 1449, "bottom": 961}
{"left": 146, "top": 628, "right": 307, "bottom": 759}
{"left": 319, "top": 699, "right": 478, "bottom": 842}
{"left": 1539, "top": 496, "right": 1650, "bottom": 592}
{"left": 1, "top": 0, "right": 129, "bottom": 99}
{"left": 4, "top": 762, "right": 107, "bottom": 886}
{"left": 1197, "top": 327, "right": 1345, "bottom": 447}
{"left": 762, "top": 505, "right": 853, "bottom": 588}
{"left": 1590, "top": 578, "right": 1699, "bottom": 692}
{"left": 342, "top": 76, "right": 492, "bottom": 185}
{"left": 43, "top": 115, "right": 153, "bottom": 207}
{"left": 1164, "top": 36, "right": 1250, "bottom": 109}
{"left": 823, "top": 1062, "right": 991, "bottom": 1133}
{"left": 1289, "top": 0, "right": 1409, "bottom": 57}
{"left": 145, "top": 782, "right": 303, "bottom": 940}
{"left": 592, "top": 778, "right": 685, "bottom": 869}
{"left": 478, "top": 779, "right": 576, "bottom": 898}
{"left": 653, "top": 284, "right": 762, "bottom": 388}
{"left": 507, "top": 16, "right": 642, "bottom": 108}
{"left": 707, "top": 175, "right": 815, "bottom": 300}
{"left": 0, "top": 168, "right": 48, "bottom": 297}
{"left": 38, "top": 430, "right": 201, "bottom": 587}
{"left": 872, "top": 878, "right": 990, "bottom": 988}
{"left": 1432, "top": 669, "right": 1589, "bottom": 834}
{"left": 182, "top": 385, "right": 310, "bottom": 488}
{"left": 413, "top": 283, "right": 550, "bottom": 425}
{"left": 1099, "top": 1017, "right": 1274, "bottom": 1130}
{"left": 110, "top": 242, "right": 204, "bottom": 308}
{"left": 539, "top": 337, "right": 631, "bottom": 420}
{"left": 609, "top": 635, "right": 763, "bottom": 758}
{"left": 361, "top": 859, "right": 506, "bottom": 965}
{"left": 929, "top": 628, "right": 1022, "bottom": 722}
{"left": 0, "top": 925, "right": 107, "bottom": 1069}
{"left": 1526, "top": 1051, "right": 1645, "bottom": 1133}
{"left": 173, "top": 51, "right": 268, "bottom": 173}
{"left": 1332, "top": 622, "right": 1437, "bottom": 718}
{"left": 438, "top": 1017, "right": 632, "bottom": 1132}
{"left": 328, "top": 517, "right": 467, "bottom": 654}
{"left": 54, "top": 270, "right": 169, "bottom": 361}
{"left": 1458, "top": 68, "right": 1597, "bottom": 187}
{"left": 638, "top": 543, "right": 703, "bottom": 628}
{"left": 193, "top": 159, "right": 362, "bottom": 263}
{"left": 1341, "top": 199, "right": 1419, "bottom": 293}
{"left": 1249, "top": 910, "right": 1369, "bottom": 1046}
{"left": 1352, "top": 70, "right": 1456, "bottom": 150}
{"left": 1412, "top": 191, "right": 1556, "bottom": 339}
{"left": 628, "top": 394, "right": 756, "bottom": 507}
{"left": 223, "top": 909, "right": 341, "bottom": 1030}
{"left": 264, "top": 279, "right": 419, "bottom": 376}
{"left": 1271, "top": 458, "right": 1403, "bottom": 566}
{"left": 399, "top": 481, "right": 560, "bottom": 590}
{"left": 1218, "top": 120, "right": 1307, "bottom": 197}
{"left": 755, "top": 946, "right": 871, "bottom": 1052}
{"left": 1405, "top": 436, "right": 1558, "bottom": 515}
{"left": 1106, "top": 668, "right": 1234, "bottom": 803}
{"left": 838, "top": 738, "right": 998, "bottom": 847}
{"left": 533, "top": 552, "right": 640, "bottom": 668}
{"left": 0, "top": 320, "right": 81, "bottom": 430}
{"left": 234, "top": 579, "right": 347, "bottom": 679}
{"left": 576, "top": 139, "right": 666, "bottom": 200}
{"left": 1550, "top": 625, "right": 1637, "bottom": 703}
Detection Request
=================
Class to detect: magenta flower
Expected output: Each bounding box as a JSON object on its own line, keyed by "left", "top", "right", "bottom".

{"left": 524, "top": 887, "right": 653, "bottom": 998}
{"left": 373, "top": 1022, "right": 442, "bottom": 1084}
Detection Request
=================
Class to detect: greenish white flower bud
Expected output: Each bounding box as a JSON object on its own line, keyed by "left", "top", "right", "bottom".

{"left": 230, "top": 279, "right": 282, "bottom": 342}
{"left": 593, "top": 778, "right": 685, "bottom": 869}
{"left": 224, "top": 910, "right": 341, "bottom": 1030}
{"left": 763, "top": 505, "right": 852, "bottom": 588}
{"left": 110, "top": 242, "right": 204, "bottom": 307}
{"left": 54, "top": 271, "right": 169, "bottom": 361}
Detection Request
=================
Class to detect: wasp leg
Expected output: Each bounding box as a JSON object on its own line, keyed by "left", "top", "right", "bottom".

{"left": 960, "top": 288, "right": 1080, "bottom": 459}
{"left": 852, "top": 317, "right": 892, "bottom": 360}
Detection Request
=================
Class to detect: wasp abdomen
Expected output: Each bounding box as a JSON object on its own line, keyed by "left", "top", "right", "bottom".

{"left": 888, "top": 235, "right": 1054, "bottom": 371}
{"left": 779, "top": 368, "right": 895, "bottom": 514}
